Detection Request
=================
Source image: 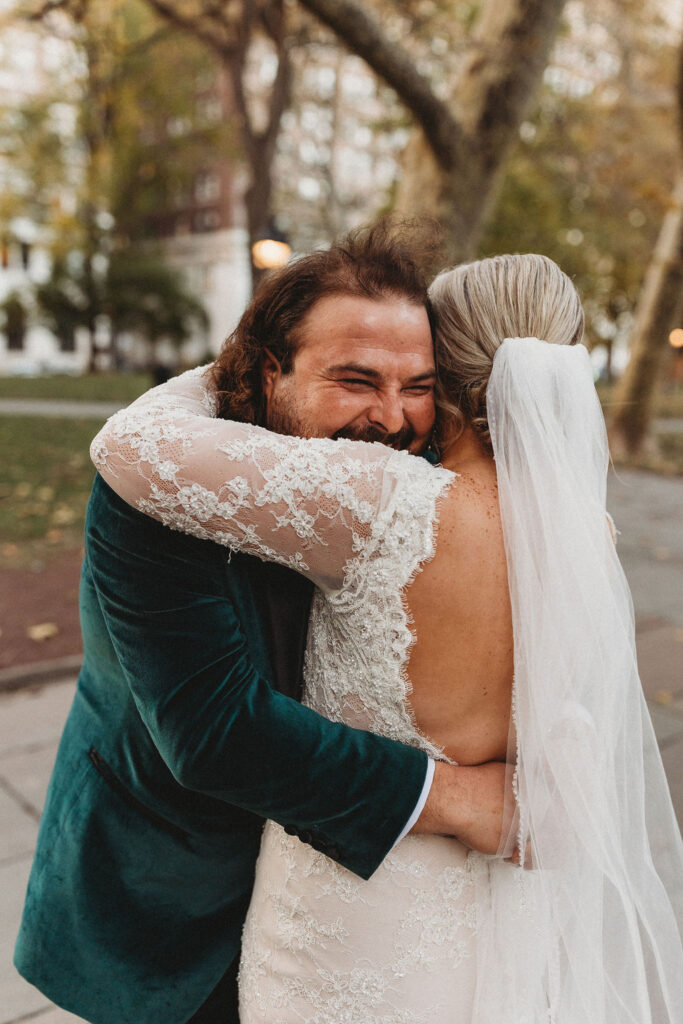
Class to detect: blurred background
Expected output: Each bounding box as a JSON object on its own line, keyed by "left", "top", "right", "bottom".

{"left": 0, "top": 0, "right": 681, "bottom": 758}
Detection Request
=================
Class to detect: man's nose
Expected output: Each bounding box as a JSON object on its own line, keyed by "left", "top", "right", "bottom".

{"left": 367, "top": 392, "right": 405, "bottom": 436}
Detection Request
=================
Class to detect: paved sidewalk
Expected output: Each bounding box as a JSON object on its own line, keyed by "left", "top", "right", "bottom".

{"left": 0, "top": 467, "right": 681, "bottom": 1023}
{"left": 0, "top": 398, "right": 122, "bottom": 419}
{"left": 655, "top": 417, "right": 683, "bottom": 435}
{"left": 0, "top": 680, "right": 86, "bottom": 1023}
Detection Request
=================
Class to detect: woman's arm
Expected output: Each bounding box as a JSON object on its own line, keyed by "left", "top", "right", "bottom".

{"left": 91, "top": 367, "right": 448, "bottom": 592}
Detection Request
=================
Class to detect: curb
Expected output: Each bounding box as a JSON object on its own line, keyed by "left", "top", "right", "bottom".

{"left": 0, "top": 654, "right": 82, "bottom": 694}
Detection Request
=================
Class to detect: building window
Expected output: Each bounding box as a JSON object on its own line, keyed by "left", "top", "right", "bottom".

{"left": 7, "top": 326, "right": 24, "bottom": 350}
{"left": 3, "top": 294, "right": 26, "bottom": 351}
{"left": 193, "top": 209, "right": 221, "bottom": 233}
{"left": 60, "top": 326, "right": 76, "bottom": 352}
{"left": 194, "top": 171, "right": 221, "bottom": 204}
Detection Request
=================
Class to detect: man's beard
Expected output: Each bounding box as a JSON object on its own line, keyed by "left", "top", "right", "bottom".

{"left": 267, "top": 390, "right": 415, "bottom": 450}
{"left": 267, "top": 390, "right": 320, "bottom": 439}
{"left": 331, "top": 423, "right": 415, "bottom": 449}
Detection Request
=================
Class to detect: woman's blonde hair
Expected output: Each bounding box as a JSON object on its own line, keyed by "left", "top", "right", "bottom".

{"left": 429, "top": 253, "right": 585, "bottom": 451}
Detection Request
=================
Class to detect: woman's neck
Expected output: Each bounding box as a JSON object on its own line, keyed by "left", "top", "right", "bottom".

{"left": 440, "top": 424, "right": 492, "bottom": 473}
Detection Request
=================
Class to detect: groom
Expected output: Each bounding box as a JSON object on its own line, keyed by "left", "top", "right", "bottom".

{"left": 15, "top": 225, "right": 509, "bottom": 1024}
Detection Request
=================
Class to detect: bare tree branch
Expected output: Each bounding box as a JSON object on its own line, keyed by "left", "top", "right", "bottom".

{"left": 457, "top": 0, "right": 568, "bottom": 170}
{"left": 19, "top": 0, "right": 74, "bottom": 21}
{"left": 300, "top": 0, "right": 568, "bottom": 260}
{"left": 142, "top": 0, "right": 293, "bottom": 285}
{"left": 144, "top": 0, "right": 240, "bottom": 56}
{"left": 299, "top": 0, "right": 567, "bottom": 178}
{"left": 258, "top": 1, "right": 291, "bottom": 167}
{"left": 297, "top": 0, "right": 465, "bottom": 170}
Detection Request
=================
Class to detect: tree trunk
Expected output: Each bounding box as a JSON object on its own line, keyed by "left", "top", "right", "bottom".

{"left": 78, "top": 4, "right": 116, "bottom": 373}
{"left": 244, "top": 148, "right": 277, "bottom": 292}
{"left": 226, "top": 5, "right": 292, "bottom": 292}
{"left": 299, "top": 0, "right": 568, "bottom": 263}
{"left": 609, "top": 169, "right": 683, "bottom": 456}
{"left": 145, "top": 0, "right": 291, "bottom": 293}
{"left": 609, "top": 38, "right": 683, "bottom": 456}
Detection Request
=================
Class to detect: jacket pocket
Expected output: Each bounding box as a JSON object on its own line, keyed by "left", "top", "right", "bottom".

{"left": 88, "top": 747, "right": 191, "bottom": 846}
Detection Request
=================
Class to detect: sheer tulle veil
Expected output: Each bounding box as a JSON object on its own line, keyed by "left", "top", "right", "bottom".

{"left": 471, "top": 337, "right": 683, "bottom": 1023}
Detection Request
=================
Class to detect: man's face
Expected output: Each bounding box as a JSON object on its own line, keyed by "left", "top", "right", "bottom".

{"left": 262, "top": 293, "right": 436, "bottom": 454}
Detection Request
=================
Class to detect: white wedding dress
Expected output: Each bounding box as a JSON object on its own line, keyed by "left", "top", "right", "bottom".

{"left": 92, "top": 343, "right": 683, "bottom": 1024}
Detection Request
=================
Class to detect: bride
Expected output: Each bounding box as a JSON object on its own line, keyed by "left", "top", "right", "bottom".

{"left": 91, "top": 253, "right": 682, "bottom": 1022}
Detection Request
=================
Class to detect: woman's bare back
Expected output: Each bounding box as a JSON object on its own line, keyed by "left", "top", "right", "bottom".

{"left": 406, "top": 448, "right": 514, "bottom": 766}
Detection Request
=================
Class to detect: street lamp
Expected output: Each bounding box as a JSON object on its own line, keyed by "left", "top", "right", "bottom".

{"left": 251, "top": 223, "right": 291, "bottom": 271}
{"left": 669, "top": 328, "right": 683, "bottom": 349}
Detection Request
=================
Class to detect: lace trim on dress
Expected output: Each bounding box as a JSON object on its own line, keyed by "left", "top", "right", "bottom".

{"left": 321, "top": 456, "right": 459, "bottom": 761}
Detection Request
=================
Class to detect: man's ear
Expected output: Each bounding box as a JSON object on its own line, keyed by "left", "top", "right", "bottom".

{"left": 261, "top": 348, "right": 282, "bottom": 405}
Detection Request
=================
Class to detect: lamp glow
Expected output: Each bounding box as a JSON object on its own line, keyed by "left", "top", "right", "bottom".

{"left": 669, "top": 329, "right": 683, "bottom": 349}
{"left": 251, "top": 238, "right": 291, "bottom": 270}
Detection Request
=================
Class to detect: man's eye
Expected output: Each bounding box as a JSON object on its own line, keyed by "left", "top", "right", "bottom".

{"left": 342, "top": 378, "right": 373, "bottom": 387}
{"left": 404, "top": 385, "right": 434, "bottom": 396}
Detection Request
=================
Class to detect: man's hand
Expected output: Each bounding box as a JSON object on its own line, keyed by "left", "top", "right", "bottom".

{"left": 410, "top": 761, "right": 513, "bottom": 856}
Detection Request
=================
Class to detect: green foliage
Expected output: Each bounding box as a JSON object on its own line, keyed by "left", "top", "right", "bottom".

{"left": 34, "top": 247, "right": 208, "bottom": 356}
{"left": 0, "top": 373, "right": 153, "bottom": 401}
{"left": 105, "top": 249, "right": 209, "bottom": 345}
{"left": 277, "top": 0, "right": 678, "bottom": 379}
{"left": 2, "top": 0, "right": 237, "bottom": 300}
{"left": 0, "top": 1, "right": 220, "bottom": 372}
{"left": 480, "top": 3, "right": 679, "bottom": 353}
{"left": 106, "top": 6, "right": 239, "bottom": 242}
{"left": 0, "top": 95, "right": 70, "bottom": 230}
{"left": 35, "top": 259, "right": 88, "bottom": 341}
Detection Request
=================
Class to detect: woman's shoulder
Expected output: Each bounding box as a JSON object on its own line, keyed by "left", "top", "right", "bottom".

{"left": 351, "top": 451, "right": 456, "bottom": 581}
{"left": 431, "top": 463, "right": 502, "bottom": 556}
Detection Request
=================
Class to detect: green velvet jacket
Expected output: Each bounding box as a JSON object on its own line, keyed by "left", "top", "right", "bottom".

{"left": 14, "top": 475, "right": 427, "bottom": 1024}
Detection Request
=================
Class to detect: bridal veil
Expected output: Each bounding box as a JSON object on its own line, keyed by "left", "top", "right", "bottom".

{"left": 472, "top": 337, "right": 683, "bottom": 1023}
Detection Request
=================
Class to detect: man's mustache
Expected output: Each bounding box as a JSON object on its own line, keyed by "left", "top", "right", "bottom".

{"left": 333, "top": 423, "right": 415, "bottom": 450}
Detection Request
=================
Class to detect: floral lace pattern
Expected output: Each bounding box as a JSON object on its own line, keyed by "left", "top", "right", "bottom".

{"left": 239, "top": 823, "right": 486, "bottom": 1024}
{"left": 240, "top": 823, "right": 485, "bottom": 1024}
{"left": 91, "top": 368, "right": 486, "bottom": 1021}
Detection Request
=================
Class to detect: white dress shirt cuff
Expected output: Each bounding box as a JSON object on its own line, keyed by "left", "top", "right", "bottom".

{"left": 392, "top": 757, "right": 436, "bottom": 848}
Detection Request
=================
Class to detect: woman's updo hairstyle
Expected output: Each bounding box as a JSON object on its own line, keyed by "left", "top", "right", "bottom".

{"left": 429, "top": 253, "right": 585, "bottom": 452}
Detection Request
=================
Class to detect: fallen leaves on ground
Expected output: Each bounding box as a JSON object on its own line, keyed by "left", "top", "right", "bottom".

{"left": 26, "top": 622, "right": 60, "bottom": 642}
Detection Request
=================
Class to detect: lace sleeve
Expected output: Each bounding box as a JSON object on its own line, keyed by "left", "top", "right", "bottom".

{"left": 91, "top": 367, "right": 453, "bottom": 593}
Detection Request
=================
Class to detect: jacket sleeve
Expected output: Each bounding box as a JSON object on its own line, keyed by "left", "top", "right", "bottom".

{"left": 86, "top": 475, "right": 428, "bottom": 880}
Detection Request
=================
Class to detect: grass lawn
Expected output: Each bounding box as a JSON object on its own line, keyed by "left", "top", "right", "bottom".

{"left": 0, "top": 415, "right": 102, "bottom": 567}
{"left": 0, "top": 372, "right": 153, "bottom": 403}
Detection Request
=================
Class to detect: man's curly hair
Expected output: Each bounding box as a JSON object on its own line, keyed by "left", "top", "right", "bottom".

{"left": 210, "top": 221, "right": 437, "bottom": 424}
